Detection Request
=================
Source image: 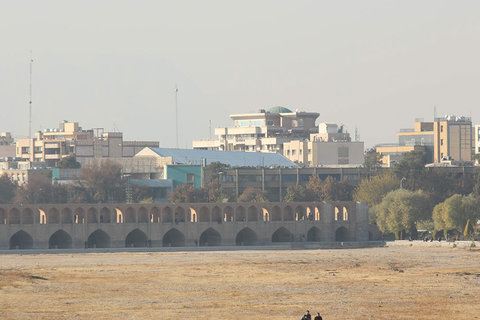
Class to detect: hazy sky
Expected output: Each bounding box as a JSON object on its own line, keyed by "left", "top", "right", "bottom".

{"left": 1, "top": 1, "right": 480, "bottom": 149}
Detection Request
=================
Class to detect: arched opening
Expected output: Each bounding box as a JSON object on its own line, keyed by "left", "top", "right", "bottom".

{"left": 335, "top": 226, "right": 350, "bottom": 242}
{"left": 295, "top": 206, "right": 306, "bottom": 221}
{"left": 314, "top": 206, "right": 321, "bottom": 221}
{"left": 125, "top": 229, "right": 148, "bottom": 247}
{"left": 87, "top": 208, "right": 98, "bottom": 224}
{"left": 262, "top": 208, "right": 270, "bottom": 221}
{"left": 343, "top": 206, "right": 349, "bottom": 221}
{"left": 199, "top": 228, "right": 221, "bottom": 246}
{"left": 283, "top": 206, "right": 294, "bottom": 221}
{"left": 87, "top": 229, "right": 111, "bottom": 248}
{"left": 115, "top": 208, "right": 124, "bottom": 223}
{"left": 335, "top": 207, "right": 342, "bottom": 221}
{"left": 0, "top": 208, "right": 6, "bottom": 224}
{"left": 189, "top": 207, "right": 197, "bottom": 222}
{"left": 138, "top": 207, "right": 148, "bottom": 223}
{"left": 125, "top": 207, "right": 136, "bottom": 223}
{"left": 199, "top": 207, "right": 210, "bottom": 222}
{"left": 150, "top": 207, "right": 160, "bottom": 223}
{"left": 247, "top": 206, "right": 258, "bottom": 222}
{"left": 163, "top": 207, "right": 173, "bottom": 223}
{"left": 61, "top": 208, "right": 73, "bottom": 224}
{"left": 9, "top": 230, "right": 33, "bottom": 249}
{"left": 100, "top": 207, "right": 111, "bottom": 223}
{"left": 271, "top": 206, "right": 281, "bottom": 221}
{"left": 212, "top": 206, "right": 222, "bottom": 224}
{"left": 74, "top": 208, "right": 85, "bottom": 224}
{"left": 235, "top": 227, "right": 258, "bottom": 246}
{"left": 48, "top": 208, "right": 60, "bottom": 224}
{"left": 307, "top": 227, "right": 321, "bottom": 242}
{"left": 272, "top": 227, "right": 292, "bottom": 242}
{"left": 163, "top": 228, "right": 185, "bottom": 247}
{"left": 49, "top": 230, "right": 72, "bottom": 249}
{"left": 175, "top": 207, "right": 186, "bottom": 223}
{"left": 235, "top": 206, "right": 246, "bottom": 222}
{"left": 9, "top": 208, "right": 20, "bottom": 224}
{"left": 223, "top": 206, "right": 234, "bottom": 222}
{"left": 39, "top": 209, "right": 46, "bottom": 224}
{"left": 22, "top": 208, "right": 34, "bottom": 224}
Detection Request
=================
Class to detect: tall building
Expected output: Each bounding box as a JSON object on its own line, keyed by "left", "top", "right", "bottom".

{"left": 376, "top": 115, "right": 472, "bottom": 166}
{"left": 192, "top": 107, "right": 319, "bottom": 154}
{"left": 16, "top": 121, "right": 158, "bottom": 167}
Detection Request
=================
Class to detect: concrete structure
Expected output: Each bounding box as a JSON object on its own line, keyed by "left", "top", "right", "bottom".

{"left": 474, "top": 125, "right": 480, "bottom": 155}
{"left": 193, "top": 107, "right": 319, "bottom": 154}
{"left": 16, "top": 121, "right": 158, "bottom": 167}
{"left": 0, "top": 169, "right": 50, "bottom": 185}
{"left": 376, "top": 116, "right": 472, "bottom": 166}
{"left": 0, "top": 132, "right": 15, "bottom": 158}
{"left": 0, "top": 201, "right": 369, "bottom": 249}
{"left": 165, "top": 164, "right": 203, "bottom": 188}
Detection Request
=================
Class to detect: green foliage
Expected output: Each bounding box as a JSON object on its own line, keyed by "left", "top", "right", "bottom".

{"left": 363, "top": 148, "right": 382, "bottom": 172}
{"left": 284, "top": 185, "right": 309, "bottom": 202}
{"left": 433, "top": 194, "right": 479, "bottom": 236}
{"left": 393, "top": 151, "right": 428, "bottom": 189}
{"left": 78, "top": 160, "right": 125, "bottom": 203}
{"left": 0, "top": 175, "right": 16, "bottom": 204}
{"left": 15, "top": 174, "right": 68, "bottom": 204}
{"left": 375, "top": 189, "right": 431, "bottom": 238}
{"left": 303, "top": 176, "right": 354, "bottom": 202}
{"left": 56, "top": 156, "right": 81, "bottom": 169}
{"left": 354, "top": 172, "right": 399, "bottom": 206}
{"left": 168, "top": 183, "right": 208, "bottom": 203}
{"left": 238, "top": 187, "right": 268, "bottom": 203}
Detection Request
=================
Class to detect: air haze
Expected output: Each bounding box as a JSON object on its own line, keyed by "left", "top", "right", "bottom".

{"left": 1, "top": 1, "right": 480, "bottom": 149}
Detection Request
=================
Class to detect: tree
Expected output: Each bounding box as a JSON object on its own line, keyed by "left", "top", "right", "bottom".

{"left": 204, "top": 162, "right": 231, "bottom": 183}
{"left": 284, "top": 185, "right": 310, "bottom": 202}
{"left": 354, "top": 172, "right": 399, "bottom": 206}
{"left": 15, "top": 174, "right": 68, "bottom": 204}
{"left": 238, "top": 187, "right": 268, "bottom": 203}
{"left": 168, "top": 183, "right": 209, "bottom": 203}
{"left": 376, "top": 189, "right": 431, "bottom": 239}
{"left": 305, "top": 176, "right": 323, "bottom": 201}
{"left": 322, "top": 177, "right": 354, "bottom": 201}
{"left": 432, "top": 194, "right": 479, "bottom": 237}
{"left": 392, "top": 151, "right": 428, "bottom": 190}
{"left": 79, "top": 160, "right": 124, "bottom": 203}
{"left": 56, "top": 156, "right": 81, "bottom": 169}
{"left": 0, "top": 175, "right": 17, "bottom": 203}
{"left": 363, "top": 148, "right": 382, "bottom": 172}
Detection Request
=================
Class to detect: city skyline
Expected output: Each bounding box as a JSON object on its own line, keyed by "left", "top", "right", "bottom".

{"left": 2, "top": 1, "right": 480, "bottom": 149}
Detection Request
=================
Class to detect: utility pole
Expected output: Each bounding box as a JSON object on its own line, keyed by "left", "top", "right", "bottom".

{"left": 29, "top": 52, "right": 33, "bottom": 139}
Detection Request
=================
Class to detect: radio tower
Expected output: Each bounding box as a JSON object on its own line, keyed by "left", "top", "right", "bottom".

{"left": 175, "top": 85, "right": 179, "bottom": 148}
{"left": 29, "top": 52, "right": 33, "bottom": 139}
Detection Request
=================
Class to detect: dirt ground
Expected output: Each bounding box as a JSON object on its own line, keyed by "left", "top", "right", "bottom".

{"left": 0, "top": 246, "right": 479, "bottom": 320}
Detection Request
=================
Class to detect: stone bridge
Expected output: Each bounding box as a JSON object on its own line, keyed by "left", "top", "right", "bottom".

{"left": 0, "top": 202, "right": 369, "bottom": 249}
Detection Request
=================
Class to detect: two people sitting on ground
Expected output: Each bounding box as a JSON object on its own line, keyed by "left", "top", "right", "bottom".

{"left": 302, "top": 310, "right": 322, "bottom": 320}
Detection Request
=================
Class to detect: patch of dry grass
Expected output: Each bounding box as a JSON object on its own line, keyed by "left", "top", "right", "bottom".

{"left": 1, "top": 247, "right": 479, "bottom": 319}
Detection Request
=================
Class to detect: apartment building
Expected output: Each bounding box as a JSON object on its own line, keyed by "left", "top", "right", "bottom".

{"left": 16, "top": 121, "right": 158, "bottom": 167}
{"left": 192, "top": 106, "right": 320, "bottom": 154}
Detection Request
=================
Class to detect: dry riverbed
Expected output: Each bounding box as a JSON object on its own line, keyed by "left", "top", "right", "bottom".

{"left": 1, "top": 247, "right": 479, "bottom": 320}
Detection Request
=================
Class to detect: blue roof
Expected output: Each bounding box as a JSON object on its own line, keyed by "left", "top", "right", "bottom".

{"left": 148, "top": 148, "right": 296, "bottom": 168}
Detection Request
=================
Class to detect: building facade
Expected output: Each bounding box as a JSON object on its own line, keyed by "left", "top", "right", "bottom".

{"left": 192, "top": 107, "right": 319, "bottom": 154}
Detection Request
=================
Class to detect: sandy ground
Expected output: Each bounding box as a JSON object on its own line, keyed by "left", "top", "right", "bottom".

{"left": 1, "top": 246, "right": 479, "bottom": 320}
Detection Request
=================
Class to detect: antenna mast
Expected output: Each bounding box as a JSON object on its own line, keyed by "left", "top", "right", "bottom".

{"left": 29, "top": 52, "right": 33, "bottom": 139}
{"left": 175, "top": 85, "right": 179, "bottom": 148}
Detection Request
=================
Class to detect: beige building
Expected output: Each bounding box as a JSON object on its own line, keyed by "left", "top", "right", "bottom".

{"left": 283, "top": 123, "right": 364, "bottom": 167}
{"left": 376, "top": 116, "right": 472, "bottom": 165}
{"left": 193, "top": 106, "right": 319, "bottom": 154}
{"left": 0, "top": 132, "right": 16, "bottom": 158}
{"left": 16, "top": 121, "right": 158, "bottom": 167}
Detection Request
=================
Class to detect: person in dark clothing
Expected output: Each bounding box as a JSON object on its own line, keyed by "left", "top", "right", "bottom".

{"left": 301, "top": 310, "right": 312, "bottom": 320}
{"left": 314, "top": 312, "right": 323, "bottom": 320}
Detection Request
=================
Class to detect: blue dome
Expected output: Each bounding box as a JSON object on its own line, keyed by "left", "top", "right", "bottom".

{"left": 267, "top": 106, "right": 293, "bottom": 113}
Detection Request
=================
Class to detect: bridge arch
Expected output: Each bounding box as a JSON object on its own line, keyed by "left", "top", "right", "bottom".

{"left": 74, "top": 208, "right": 85, "bottom": 224}
{"left": 335, "top": 226, "right": 350, "bottom": 241}
{"left": 125, "top": 207, "right": 136, "bottom": 223}
{"left": 0, "top": 208, "right": 6, "bottom": 224}
{"left": 99, "top": 207, "right": 111, "bottom": 223}
{"left": 295, "top": 205, "right": 306, "bottom": 221}
{"left": 212, "top": 206, "right": 222, "bottom": 223}
{"left": 163, "top": 207, "right": 173, "bottom": 223}
{"left": 87, "top": 229, "right": 110, "bottom": 248}
{"left": 175, "top": 207, "right": 186, "bottom": 223}
{"left": 199, "top": 228, "right": 221, "bottom": 246}
{"left": 283, "top": 206, "right": 294, "bottom": 221}
{"left": 150, "top": 207, "right": 160, "bottom": 223}
{"left": 48, "top": 208, "right": 60, "bottom": 224}
{"left": 235, "top": 206, "right": 246, "bottom": 222}
{"left": 199, "top": 207, "right": 210, "bottom": 222}
{"left": 272, "top": 227, "right": 292, "bottom": 242}
{"left": 247, "top": 206, "right": 258, "bottom": 222}
{"left": 125, "top": 229, "right": 148, "bottom": 247}
{"left": 9, "top": 208, "right": 20, "bottom": 224}
{"left": 307, "top": 227, "right": 321, "bottom": 242}
{"left": 87, "top": 207, "right": 98, "bottom": 223}
{"left": 223, "top": 206, "right": 234, "bottom": 222}
{"left": 10, "top": 230, "right": 33, "bottom": 249}
{"left": 22, "top": 208, "right": 34, "bottom": 224}
{"left": 49, "top": 230, "right": 72, "bottom": 249}
{"left": 163, "top": 228, "right": 185, "bottom": 247}
{"left": 236, "top": 227, "right": 258, "bottom": 246}
{"left": 61, "top": 208, "right": 73, "bottom": 224}
{"left": 271, "top": 206, "right": 281, "bottom": 221}
{"left": 138, "top": 207, "right": 148, "bottom": 223}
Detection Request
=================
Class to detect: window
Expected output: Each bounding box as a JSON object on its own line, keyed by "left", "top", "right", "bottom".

{"left": 34, "top": 146, "right": 42, "bottom": 153}
{"left": 440, "top": 139, "right": 444, "bottom": 146}
{"left": 21, "top": 147, "right": 30, "bottom": 154}
{"left": 292, "top": 150, "right": 296, "bottom": 156}
{"left": 286, "top": 150, "right": 290, "bottom": 155}
{"left": 186, "top": 173, "right": 195, "bottom": 184}
{"left": 300, "top": 149, "right": 303, "bottom": 155}
{"left": 440, "top": 125, "right": 443, "bottom": 133}
{"left": 308, "top": 149, "right": 311, "bottom": 155}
